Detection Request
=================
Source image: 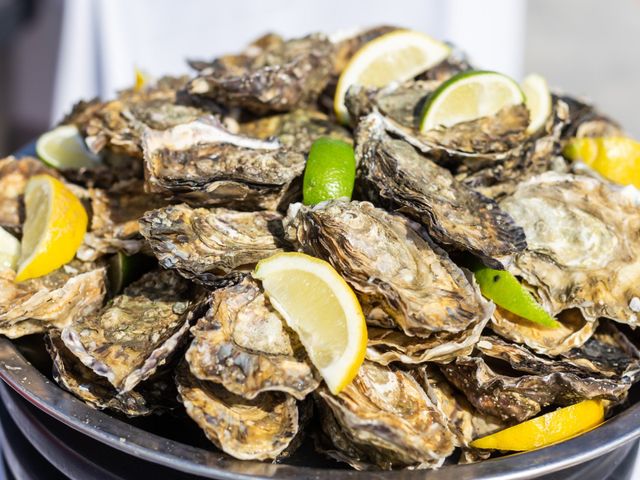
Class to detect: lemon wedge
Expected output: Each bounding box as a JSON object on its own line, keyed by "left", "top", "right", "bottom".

{"left": 0, "top": 227, "right": 20, "bottom": 271}
{"left": 521, "top": 73, "right": 552, "bottom": 133}
{"left": 15, "top": 175, "right": 88, "bottom": 282}
{"left": 36, "top": 125, "right": 101, "bottom": 170}
{"left": 253, "top": 252, "right": 367, "bottom": 394}
{"left": 471, "top": 400, "right": 604, "bottom": 451}
{"left": 334, "top": 30, "right": 450, "bottom": 124}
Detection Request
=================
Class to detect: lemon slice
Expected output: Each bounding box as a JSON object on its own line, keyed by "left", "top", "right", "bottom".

{"left": 36, "top": 125, "right": 102, "bottom": 170}
{"left": 471, "top": 400, "right": 604, "bottom": 451}
{"left": 0, "top": 227, "right": 20, "bottom": 271}
{"left": 522, "top": 73, "right": 552, "bottom": 133}
{"left": 419, "top": 70, "right": 525, "bottom": 132}
{"left": 334, "top": 30, "right": 450, "bottom": 124}
{"left": 253, "top": 252, "right": 367, "bottom": 394}
{"left": 15, "top": 175, "right": 88, "bottom": 282}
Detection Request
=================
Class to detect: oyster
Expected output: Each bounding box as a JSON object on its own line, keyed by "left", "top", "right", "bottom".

{"left": 61, "top": 270, "right": 201, "bottom": 392}
{"left": 142, "top": 117, "right": 305, "bottom": 210}
{"left": 140, "top": 204, "right": 286, "bottom": 287}
{"left": 46, "top": 330, "right": 177, "bottom": 416}
{"left": 560, "top": 94, "right": 623, "bottom": 139}
{"left": 176, "top": 363, "right": 303, "bottom": 461}
{"left": 315, "top": 361, "right": 455, "bottom": 470}
{"left": 0, "top": 261, "right": 106, "bottom": 338}
{"left": 356, "top": 113, "right": 526, "bottom": 268}
{"left": 188, "top": 33, "right": 334, "bottom": 114}
{"left": 186, "top": 277, "right": 319, "bottom": 399}
{"left": 500, "top": 172, "right": 640, "bottom": 326}
{"left": 285, "top": 200, "right": 491, "bottom": 336}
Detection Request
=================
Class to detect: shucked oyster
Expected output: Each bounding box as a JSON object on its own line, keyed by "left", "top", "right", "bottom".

{"left": 143, "top": 117, "right": 305, "bottom": 210}
{"left": 356, "top": 113, "right": 526, "bottom": 268}
{"left": 186, "top": 277, "right": 319, "bottom": 399}
{"left": 315, "top": 361, "right": 455, "bottom": 470}
{"left": 0, "top": 261, "right": 106, "bottom": 338}
{"left": 188, "top": 33, "right": 334, "bottom": 114}
{"left": 176, "top": 363, "right": 304, "bottom": 461}
{"left": 140, "top": 204, "right": 285, "bottom": 287}
{"left": 285, "top": 200, "right": 491, "bottom": 336}
{"left": 61, "top": 270, "right": 200, "bottom": 392}
{"left": 500, "top": 172, "right": 640, "bottom": 326}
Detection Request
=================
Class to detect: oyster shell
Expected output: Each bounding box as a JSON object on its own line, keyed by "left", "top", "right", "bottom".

{"left": 560, "top": 94, "right": 623, "bottom": 139}
{"left": 185, "top": 277, "right": 319, "bottom": 400}
{"left": 0, "top": 261, "right": 106, "bottom": 338}
{"left": 315, "top": 361, "right": 455, "bottom": 470}
{"left": 61, "top": 270, "right": 201, "bottom": 392}
{"left": 355, "top": 113, "right": 526, "bottom": 268}
{"left": 175, "top": 363, "right": 302, "bottom": 461}
{"left": 140, "top": 204, "right": 285, "bottom": 287}
{"left": 46, "top": 330, "right": 177, "bottom": 416}
{"left": 188, "top": 33, "right": 334, "bottom": 114}
{"left": 500, "top": 172, "right": 640, "bottom": 325}
{"left": 142, "top": 117, "right": 305, "bottom": 210}
{"left": 285, "top": 200, "right": 492, "bottom": 336}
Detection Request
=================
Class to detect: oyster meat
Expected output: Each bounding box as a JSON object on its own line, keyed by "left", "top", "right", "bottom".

{"left": 315, "top": 361, "right": 455, "bottom": 470}
{"left": 61, "top": 270, "right": 201, "bottom": 392}
{"left": 188, "top": 33, "right": 334, "bottom": 114}
{"left": 500, "top": 172, "right": 640, "bottom": 325}
{"left": 285, "top": 200, "right": 492, "bottom": 336}
{"left": 142, "top": 117, "right": 305, "bottom": 210}
{"left": 140, "top": 204, "right": 285, "bottom": 287}
{"left": 176, "top": 363, "right": 303, "bottom": 461}
{"left": 356, "top": 113, "right": 526, "bottom": 268}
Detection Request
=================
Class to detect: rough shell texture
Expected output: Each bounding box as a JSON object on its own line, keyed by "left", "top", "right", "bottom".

{"left": 188, "top": 34, "right": 334, "bottom": 114}
{"left": 175, "top": 363, "right": 302, "bottom": 461}
{"left": 285, "top": 201, "right": 492, "bottom": 336}
{"left": 139, "top": 204, "right": 285, "bottom": 287}
{"left": 185, "top": 277, "right": 319, "bottom": 400}
{"left": 560, "top": 94, "right": 623, "bottom": 139}
{"left": 315, "top": 361, "right": 455, "bottom": 470}
{"left": 500, "top": 172, "right": 640, "bottom": 326}
{"left": 142, "top": 117, "right": 305, "bottom": 210}
{"left": 61, "top": 270, "right": 200, "bottom": 392}
{"left": 355, "top": 113, "right": 526, "bottom": 269}
{"left": 0, "top": 262, "right": 107, "bottom": 338}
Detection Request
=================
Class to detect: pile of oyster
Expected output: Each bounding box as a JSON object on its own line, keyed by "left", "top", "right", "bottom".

{"left": 2, "top": 27, "right": 640, "bottom": 471}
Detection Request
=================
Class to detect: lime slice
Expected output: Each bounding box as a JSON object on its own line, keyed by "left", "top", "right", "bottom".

{"left": 334, "top": 30, "right": 451, "bottom": 124}
{"left": 36, "top": 125, "right": 102, "bottom": 170}
{"left": 522, "top": 73, "right": 552, "bottom": 133}
{"left": 303, "top": 138, "right": 356, "bottom": 205}
{"left": 108, "top": 252, "right": 156, "bottom": 295}
{"left": 419, "top": 70, "right": 525, "bottom": 132}
{"left": 0, "top": 227, "right": 20, "bottom": 271}
{"left": 473, "top": 265, "right": 560, "bottom": 329}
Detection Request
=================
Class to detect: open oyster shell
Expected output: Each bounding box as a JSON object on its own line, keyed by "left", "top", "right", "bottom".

{"left": 355, "top": 113, "right": 526, "bottom": 268}
{"left": 140, "top": 204, "right": 285, "bottom": 287}
{"left": 188, "top": 33, "right": 334, "bottom": 114}
{"left": 61, "top": 270, "right": 201, "bottom": 392}
{"left": 142, "top": 117, "right": 305, "bottom": 210}
{"left": 176, "top": 363, "right": 303, "bottom": 461}
{"left": 560, "top": 94, "right": 623, "bottom": 139}
{"left": 285, "top": 200, "right": 492, "bottom": 336}
{"left": 315, "top": 361, "right": 455, "bottom": 470}
{"left": 500, "top": 172, "right": 640, "bottom": 326}
{"left": 185, "top": 277, "right": 319, "bottom": 400}
{"left": 0, "top": 261, "right": 107, "bottom": 338}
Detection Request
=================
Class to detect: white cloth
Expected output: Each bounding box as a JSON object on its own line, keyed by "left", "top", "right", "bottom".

{"left": 51, "top": 0, "right": 525, "bottom": 124}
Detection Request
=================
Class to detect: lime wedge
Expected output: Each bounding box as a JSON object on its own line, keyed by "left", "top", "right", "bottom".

{"left": 473, "top": 265, "right": 560, "bottom": 329}
{"left": 108, "top": 252, "right": 156, "bottom": 295}
{"left": 521, "top": 73, "right": 552, "bottom": 133}
{"left": 419, "top": 70, "right": 525, "bottom": 132}
{"left": 0, "top": 227, "right": 20, "bottom": 271}
{"left": 303, "top": 138, "right": 356, "bottom": 205}
{"left": 36, "top": 125, "right": 102, "bottom": 170}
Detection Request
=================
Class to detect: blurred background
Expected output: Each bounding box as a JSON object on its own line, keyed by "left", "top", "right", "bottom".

{"left": 0, "top": 0, "right": 639, "bottom": 156}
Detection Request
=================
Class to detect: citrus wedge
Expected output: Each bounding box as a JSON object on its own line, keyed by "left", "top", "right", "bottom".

{"left": 253, "top": 252, "right": 367, "bottom": 394}
{"left": 471, "top": 399, "right": 604, "bottom": 451}
{"left": 0, "top": 227, "right": 20, "bottom": 271}
{"left": 15, "top": 175, "right": 88, "bottom": 282}
{"left": 334, "top": 30, "right": 450, "bottom": 124}
{"left": 521, "top": 73, "right": 552, "bottom": 133}
{"left": 303, "top": 137, "right": 356, "bottom": 205}
{"left": 419, "top": 70, "right": 525, "bottom": 132}
{"left": 36, "top": 125, "right": 101, "bottom": 170}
